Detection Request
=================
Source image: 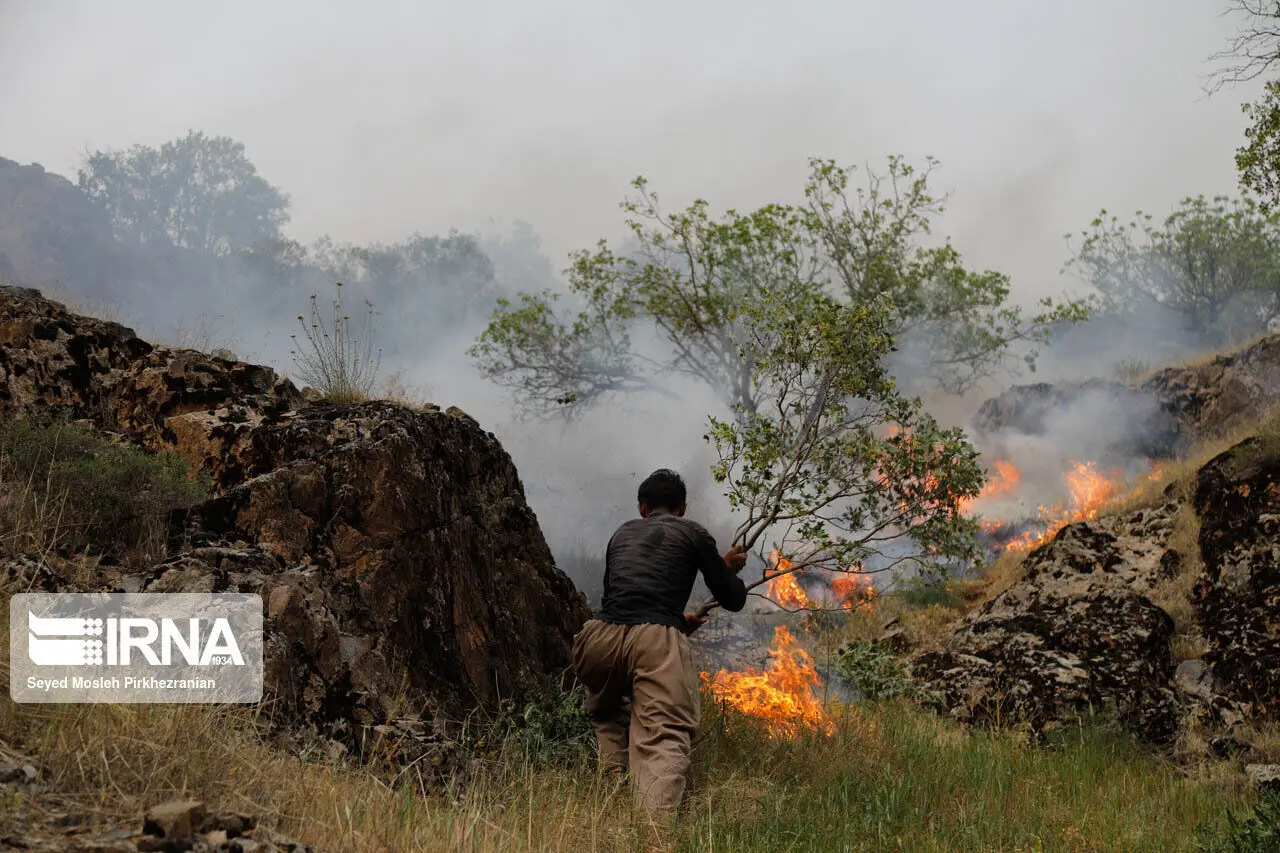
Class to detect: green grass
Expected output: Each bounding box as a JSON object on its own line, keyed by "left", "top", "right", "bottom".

{"left": 672, "top": 702, "right": 1240, "bottom": 853}
{"left": 0, "top": 417, "right": 209, "bottom": 566}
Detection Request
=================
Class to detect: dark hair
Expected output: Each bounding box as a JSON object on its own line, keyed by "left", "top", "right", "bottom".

{"left": 638, "top": 468, "right": 687, "bottom": 511}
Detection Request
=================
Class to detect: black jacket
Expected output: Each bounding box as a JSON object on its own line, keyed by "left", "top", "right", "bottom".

{"left": 596, "top": 510, "right": 748, "bottom": 629}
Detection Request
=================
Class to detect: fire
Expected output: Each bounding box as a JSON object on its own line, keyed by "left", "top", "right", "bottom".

{"left": 958, "top": 458, "right": 1022, "bottom": 514}
{"left": 700, "top": 625, "right": 833, "bottom": 737}
{"left": 766, "top": 548, "right": 812, "bottom": 609}
{"left": 831, "top": 569, "right": 876, "bottom": 613}
{"left": 1005, "top": 460, "right": 1124, "bottom": 551}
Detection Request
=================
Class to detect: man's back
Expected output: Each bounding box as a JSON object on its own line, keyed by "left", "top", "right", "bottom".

{"left": 598, "top": 509, "right": 746, "bottom": 629}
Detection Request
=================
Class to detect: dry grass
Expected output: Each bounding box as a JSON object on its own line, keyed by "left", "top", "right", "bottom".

{"left": 1149, "top": 503, "right": 1210, "bottom": 663}
{"left": 0, "top": 683, "right": 1249, "bottom": 853}
{"left": 377, "top": 369, "right": 436, "bottom": 411}
{"left": 1136, "top": 330, "right": 1274, "bottom": 382}
{"left": 973, "top": 548, "right": 1031, "bottom": 606}
{"left": 1117, "top": 408, "right": 1280, "bottom": 512}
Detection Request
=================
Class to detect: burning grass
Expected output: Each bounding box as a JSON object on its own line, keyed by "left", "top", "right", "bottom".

{"left": 700, "top": 625, "right": 833, "bottom": 738}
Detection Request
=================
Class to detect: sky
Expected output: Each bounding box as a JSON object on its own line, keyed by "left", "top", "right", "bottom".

{"left": 0, "top": 0, "right": 1265, "bottom": 304}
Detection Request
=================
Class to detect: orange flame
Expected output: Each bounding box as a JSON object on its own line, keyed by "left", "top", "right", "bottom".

{"left": 958, "top": 458, "right": 1022, "bottom": 514}
{"left": 766, "top": 549, "right": 812, "bottom": 609}
{"left": 1005, "top": 460, "right": 1123, "bottom": 551}
{"left": 831, "top": 569, "right": 876, "bottom": 613}
{"left": 700, "top": 626, "right": 833, "bottom": 737}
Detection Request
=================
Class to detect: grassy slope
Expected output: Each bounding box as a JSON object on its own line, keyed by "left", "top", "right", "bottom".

{"left": 0, "top": 382, "right": 1271, "bottom": 850}
{"left": 0, "top": 693, "right": 1241, "bottom": 853}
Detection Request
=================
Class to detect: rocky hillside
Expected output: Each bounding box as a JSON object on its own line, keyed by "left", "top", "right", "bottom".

{"left": 913, "top": 338, "right": 1280, "bottom": 763}
{"left": 0, "top": 286, "right": 590, "bottom": 754}
{"left": 974, "top": 333, "right": 1280, "bottom": 459}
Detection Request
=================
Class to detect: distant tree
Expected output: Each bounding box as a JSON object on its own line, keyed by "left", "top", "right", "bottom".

{"left": 1067, "top": 195, "right": 1280, "bottom": 343}
{"left": 1206, "top": 3, "right": 1280, "bottom": 210}
{"left": 313, "top": 231, "right": 500, "bottom": 340}
{"left": 478, "top": 220, "right": 562, "bottom": 298}
{"left": 77, "top": 131, "right": 289, "bottom": 255}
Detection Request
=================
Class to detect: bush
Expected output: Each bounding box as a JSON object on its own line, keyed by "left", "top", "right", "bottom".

{"left": 832, "top": 640, "right": 917, "bottom": 701}
{"left": 1114, "top": 357, "right": 1152, "bottom": 383}
{"left": 466, "top": 687, "right": 594, "bottom": 770}
{"left": 895, "top": 575, "right": 965, "bottom": 610}
{"left": 290, "top": 282, "right": 382, "bottom": 403}
{"left": 1199, "top": 789, "right": 1280, "bottom": 852}
{"left": 0, "top": 418, "right": 209, "bottom": 565}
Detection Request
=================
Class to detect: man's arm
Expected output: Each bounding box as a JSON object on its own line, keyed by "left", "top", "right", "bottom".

{"left": 691, "top": 526, "right": 748, "bottom": 613}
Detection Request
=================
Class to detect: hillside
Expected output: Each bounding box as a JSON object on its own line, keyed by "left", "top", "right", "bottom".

{"left": 0, "top": 289, "right": 1277, "bottom": 851}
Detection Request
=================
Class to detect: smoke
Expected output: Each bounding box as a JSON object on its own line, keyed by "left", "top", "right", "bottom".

{"left": 0, "top": 0, "right": 1270, "bottom": 595}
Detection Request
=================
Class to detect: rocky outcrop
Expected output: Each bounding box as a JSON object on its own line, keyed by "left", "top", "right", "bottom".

{"left": 1192, "top": 436, "right": 1280, "bottom": 715}
{"left": 972, "top": 333, "right": 1280, "bottom": 458}
{"left": 912, "top": 508, "right": 1184, "bottom": 742}
{"left": 176, "top": 402, "right": 590, "bottom": 730}
{"left": 1142, "top": 335, "right": 1280, "bottom": 438}
{"left": 0, "top": 286, "right": 302, "bottom": 471}
{"left": 0, "top": 287, "right": 590, "bottom": 750}
{"left": 970, "top": 379, "right": 1180, "bottom": 460}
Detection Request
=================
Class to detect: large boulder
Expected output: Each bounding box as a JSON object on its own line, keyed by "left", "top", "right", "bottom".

{"left": 1142, "top": 335, "right": 1280, "bottom": 438}
{"left": 1193, "top": 436, "right": 1280, "bottom": 715}
{"left": 0, "top": 286, "right": 590, "bottom": 744}
{"left": 911, "top": 509, "right": 1183, "bottom": 742}
{"left": 970, "top": 379, "right": 1179, "bottom": 461}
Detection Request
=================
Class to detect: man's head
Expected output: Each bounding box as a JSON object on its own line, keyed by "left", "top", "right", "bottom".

{"left": 638, "top": 468, "right": 687, "bottom": 518}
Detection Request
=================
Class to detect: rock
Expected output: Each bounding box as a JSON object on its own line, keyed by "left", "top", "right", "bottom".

{"left": 1175, "top": 659, "right": 1215, "bottom": 701}
{"left": 970, "top": 334, "right": 1280, "bottom": 457}
{"left": 1143, "top": 335, "right": 1280, "bottom": 438}
{"left": 0, "top": 287, "right": 590, "bottom": 752}
{"left": 1210, "top": 735, "right": 1251, "bottom": 759}
{"left": 142, "top": 800, "right": 207, "bottom": 841}
{"left": 199, "top": 813, "right": 254, "bottom": 839}
{"left": 911, "top": 517, "right": 1181, "bottom": 742}
{"left": 1192, "top": 437, "right": 1280, "bottom": 715}
{"left": 0, "top": 757, "right": 40, "bottom": 787}
{"left": 876, "top": 618, "right": 912, "bottom": 653}
{"left": 181, "top": 401, "right": 591, "bottom": 731}
{"left": 970, "top": 379, "right": 1180, "bottom": 459}
{"left": 0, "top": 287, "right": 302, "bottom": 479}
{"left": 1246, "top": 764, "right": 1280, "bottom": 793}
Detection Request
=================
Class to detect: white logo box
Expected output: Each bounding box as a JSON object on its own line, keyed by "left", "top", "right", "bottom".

{"left": 10, "top": 593, "right": 263, "bottom": 703}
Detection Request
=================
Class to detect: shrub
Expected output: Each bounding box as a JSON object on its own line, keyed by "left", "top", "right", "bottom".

{"left": 467, "top": 687, "right": 594, "bottom": 770}
{"left": 0, "top": 418, "right": 209, "bottom": 566}
{"left": 832, "top": 640, "right": 917, "bottom": 701}
{"left": 895, "top": 575, "right": 965, "bottom": 610}
{"left": 1198, "top": 789, "right": 1280, "bottom": 852}
{"left": 1114, "top": 357, "right": 1152, "bottom": 383}
{"left": 290, "top": 282, "right": 382, "bottom": 404}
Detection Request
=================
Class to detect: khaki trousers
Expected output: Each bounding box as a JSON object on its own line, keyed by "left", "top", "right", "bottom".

{"left": 571, "top": 619, "right": 701, "bottom": 817}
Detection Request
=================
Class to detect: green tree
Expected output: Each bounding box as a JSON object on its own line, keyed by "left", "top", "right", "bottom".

{"left": 472, "top": 158, "right": 1002, "bottom": 608}
{"left": 77, "top": 130, "right": 289, "bottom": 255}
{"left": 1239, "top": 81, "right": 1280, "bottom": 209}
{"left": 313, "top": 231, "right": 500, "bottom": 340}
{"left": 1067, "top": 195, "right": 1280, "bottom": 343}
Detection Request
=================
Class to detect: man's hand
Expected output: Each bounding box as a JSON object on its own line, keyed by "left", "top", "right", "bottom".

{"left": 682, "top": 611, "right": 707, "bottom": 635}
{"left": 722, "top": 546, "right": 747, "bottom": 575}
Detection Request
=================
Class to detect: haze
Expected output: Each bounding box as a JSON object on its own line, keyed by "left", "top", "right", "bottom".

{"left": 0, "top": 0, "right": 1262, "bottom": 300}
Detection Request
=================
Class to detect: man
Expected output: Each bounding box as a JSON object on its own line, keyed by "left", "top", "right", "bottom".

{"left": 571, "top": 468, "right": 748, "bottom": 819}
